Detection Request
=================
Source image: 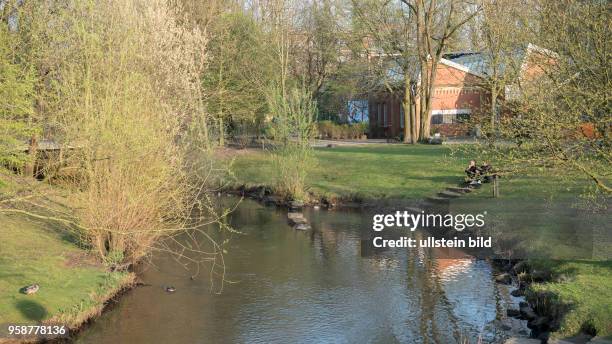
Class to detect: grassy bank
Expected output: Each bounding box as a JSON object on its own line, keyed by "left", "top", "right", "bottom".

{"left": 456, "top": 175, "right": 611, "bottom": 338}
{"left": 529, "top": 260, "right": 612, "bottom": 338}
{"left": 0, "top": 178, "right": 134, "bottom": 340}
{"left": 229, "top": 144, "right": 466, "bottom": 200}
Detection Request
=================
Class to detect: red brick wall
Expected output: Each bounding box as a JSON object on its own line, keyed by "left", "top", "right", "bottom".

{"left": 368, "top": 61, "right": 489, "bottom": 138}
{"left": 430, "top": 63, "right": 486, "bottom": 113}
{"left": 432, "top": 123, "right": 470, "bottom": 136}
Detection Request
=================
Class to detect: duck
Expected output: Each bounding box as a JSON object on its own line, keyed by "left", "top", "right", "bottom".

{"left": 22, "top": 284, "right": 40, "bottom": 295}
{"left": 165, "top": 286, "right": 176, "bottom": 293}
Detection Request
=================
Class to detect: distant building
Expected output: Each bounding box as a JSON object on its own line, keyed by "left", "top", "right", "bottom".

{"left": 367, "top": 44, "right": 556, "bottom": 138}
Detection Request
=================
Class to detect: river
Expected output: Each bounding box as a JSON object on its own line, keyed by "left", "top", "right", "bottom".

{"left": 77, "top": 196, "right": 514, "bottom": 344}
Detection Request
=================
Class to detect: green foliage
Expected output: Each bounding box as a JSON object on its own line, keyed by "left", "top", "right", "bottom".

{"left": 202, "top": 11, "right": 274, "bottom": 141}
{"left": 266, "top": 86, "right": 318, "bottom": 201}
{"left": 0, "top": 25, "right": 37, "bottom": 169}
{"left": 13, "top": 0, "right": 212, "bottom": 267}
{"left": 317, "top": 120, "right": 368, "bottom": 139}
{"left": 266, "top": 85, "right": 318, "bottom": 145}
{"left": 476, "top": 1, "right": 611, "bottom": 195}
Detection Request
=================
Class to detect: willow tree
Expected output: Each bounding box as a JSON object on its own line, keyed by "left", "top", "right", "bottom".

{"left": 0, "top": 0, "right": 232, "bottom": 272}
{"left": 0, "top": 15, "right": 37, "bottom": 174}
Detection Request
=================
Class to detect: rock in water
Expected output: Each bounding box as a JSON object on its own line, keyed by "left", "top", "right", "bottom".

{"left": 527, "top": 316, "right": 549, "bottom": 330}
{"left": 294, "top": 223, "right": 311, "bottom": 231}
{"left": 506, "top": 308, "right": 521, "bottom": 318}
{"left": 495, "top": 273, "right": 512, "bottom": 285}
{"left": 510, "top": 288, "right": 525, "bottom": 297}
{"left": 289, "top": 200, "right": 304, "bottom": 210}
{"left": 519, "top": 304, "right": 537, "bottom": 321}
{"left": 287, "top": 212, "right": 307, "bottom": 225}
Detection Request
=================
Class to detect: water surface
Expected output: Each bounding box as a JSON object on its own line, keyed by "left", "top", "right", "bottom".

{"left": 78, "top": 197, "right": 508, "bottom": 344}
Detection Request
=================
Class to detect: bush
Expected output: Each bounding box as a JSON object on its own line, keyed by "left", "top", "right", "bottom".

{"left": 27, "top": 0, "right": 211, "bottom": 268}
{"left": 316, "top": 121, "right": 367, "bottom": 140}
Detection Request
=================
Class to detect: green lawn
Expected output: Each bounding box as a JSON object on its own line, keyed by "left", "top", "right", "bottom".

{"left": 0, "top": 172, "right": 134, "bottom": 334}
{"left": 0, "top": 213, "right": 132, "bottom": 329}
{"left": 230, "top": 144, "right": 467, "bottom": 200}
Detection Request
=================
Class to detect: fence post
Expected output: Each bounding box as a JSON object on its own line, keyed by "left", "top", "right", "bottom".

{"left": 493, "top": 176, "right": 499, "bottom": 198}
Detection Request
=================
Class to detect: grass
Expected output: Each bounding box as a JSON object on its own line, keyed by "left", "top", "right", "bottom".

{"left": 230, "top": 144, "right": 467, "bottom": 200}
{"left": 0, "top": 175, "right": 134, "bottom": 335}
{"left": 528, "top": 260, "right": 612, "bottom": 338}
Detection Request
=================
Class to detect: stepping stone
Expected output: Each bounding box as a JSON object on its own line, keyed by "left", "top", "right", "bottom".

{"left": 438, "top": 191, "right": 462, "bottom": 198}
{"left": 405, "top": 207, "right": 424, "bottom": 214}
{"left": 446, "top": 187, "right": 472, "bottom": 193}
{"left": 287, "top": 212, "right": 302, "bottom": 219}
{"left": 504, "top": 338, "right": 541, "bottom": 344}
{"left": 425, "top": 196, "right": 450, "bottom": 204}
{"left": 294, "top": 223, "right": 311, "bottom": 231}
{"left": 287, "top": 212, "right": 307, "bottom": 225}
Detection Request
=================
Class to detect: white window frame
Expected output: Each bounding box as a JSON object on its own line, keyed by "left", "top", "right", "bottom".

{"left": 431, "top": 109, "right": 471, "bottom": 124}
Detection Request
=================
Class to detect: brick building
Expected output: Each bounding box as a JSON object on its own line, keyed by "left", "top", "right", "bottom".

{"left": 367, "top": 44, "right": 555, "bottom": 138}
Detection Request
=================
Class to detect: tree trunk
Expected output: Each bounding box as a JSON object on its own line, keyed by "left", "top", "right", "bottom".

{"left": 490, "top": 86, "right": 498, "bottom": 131}
{"left": 411, "top": 96, "right": 418, "bottom": 143}
{"left": 24, "top": 134, "right": 38, "bottom": 178}
{"left": 402, "top": 77, "right": 412, "bottom": 143}
{"left": 218, "top": 117, "right": 224, "bottom": 147}
{"left": 420, "top": 61, "right": 437, "bottom": 141}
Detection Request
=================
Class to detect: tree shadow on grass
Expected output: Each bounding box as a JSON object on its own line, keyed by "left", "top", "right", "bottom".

{"left": 15, "top": 300, "right": 48, "bottom": 321}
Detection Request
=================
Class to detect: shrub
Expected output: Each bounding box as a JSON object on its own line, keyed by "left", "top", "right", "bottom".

{"left": 27, "top": 0, "right": 212, "bottom": 268}
{"left": 267, "top": 86, "right": 317, "bottom": 201}
{"left": 316, "top": 121, "right": 367, "bottom": 140}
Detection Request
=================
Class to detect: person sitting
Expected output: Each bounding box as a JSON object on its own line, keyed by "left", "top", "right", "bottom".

{"left": 480, "top": 162, "right": 492, "bottom": 174}
{"left": 465, "top": 160, "right": 480, "bottom": 179}
{"left": 480, "top": 161, "right": 498, "bottom": 182}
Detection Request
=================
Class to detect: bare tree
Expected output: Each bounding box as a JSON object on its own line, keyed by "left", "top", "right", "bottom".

{"left": 352, "top": 0, "right": 419, "bottom": 143}
{"left": 400, "top": 0, "right": 481, "bottom": 140}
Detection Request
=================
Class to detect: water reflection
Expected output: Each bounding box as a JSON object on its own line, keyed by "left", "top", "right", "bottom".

{"left": 78, "top": 197, "right": 503, "bottom": 344}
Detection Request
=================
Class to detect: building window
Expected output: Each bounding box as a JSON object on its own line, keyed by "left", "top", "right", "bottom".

{"left": 383, "top": 103, "right": 388, "bottom": 127}
{"left": 347, "top": 100, "right": 369, "bottom": 123}
{"left": 431, "top": 109, "right": 471, "bottom": 124}
{"left": 377, "top": 103, "right": 383, "bottom": 127}
{"left": 400, "top": 105, "right": 404, "bottom": 129}
{"left": 456, "top": 113, "right": 470, "bottom": 123}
